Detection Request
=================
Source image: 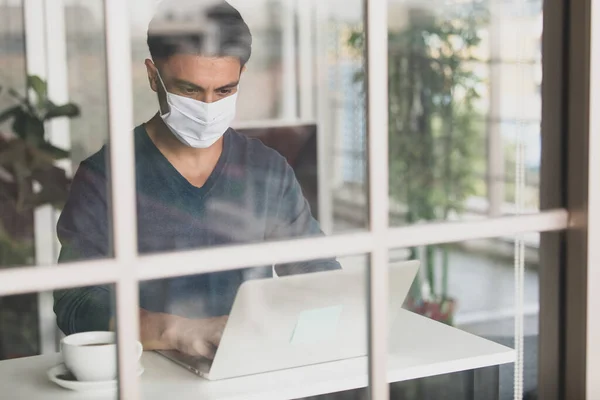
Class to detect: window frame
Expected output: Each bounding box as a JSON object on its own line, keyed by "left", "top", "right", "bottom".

{"left": 2, "top": 0, "right": 598, "bottom": 399}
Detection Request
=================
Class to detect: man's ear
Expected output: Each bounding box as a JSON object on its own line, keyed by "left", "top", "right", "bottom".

{"left": 241, "top": 65, "right": 247, "bottom": 75}
{"left": 145, "top": 59, "right": 159, "bottom": 93}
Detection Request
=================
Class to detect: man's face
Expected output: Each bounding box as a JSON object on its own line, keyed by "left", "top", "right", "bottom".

{"left": 146, "top": 54, "right": 243, "bottom": 111}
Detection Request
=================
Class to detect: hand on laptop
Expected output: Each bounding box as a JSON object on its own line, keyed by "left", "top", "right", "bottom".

{"left": 164, "top": 315, "right": 229, "bottom": 359}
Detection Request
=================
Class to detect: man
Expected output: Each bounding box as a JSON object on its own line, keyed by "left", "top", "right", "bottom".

{"left": 54, "top": 0, "right": 339, "bottom": 360}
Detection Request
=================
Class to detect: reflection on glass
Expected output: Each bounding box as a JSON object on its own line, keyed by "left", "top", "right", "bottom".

{"left": 0, "top": 12, "right": 85, "bottom": 389}
{"left": 0, "top": 2, "right": 116, "bottom": 395}
{"left": 64, "top": 0, "right": 108, "bottom": 168}
{"left": 365, "top": 0, "right": 541, "bottom": 226}
{"left": 53, "top": 2, "right": 370, "bottom": 397}
{"left": 0, "top": 1, "right": 367, "bottom": 396}
{"left": 136, "top": 257, "right": 342, "bottom": 365}
{"left": 391, "top": 234, "right": 540, "bottom": 399}
{"left": 0, "top": 75, "right": 75, "bottom": 268}
{"left": 1, "top": 7, "right": 77, "bottom": 271}
{"left": 129, "top": 0, "right": 369, "bottom": 235}
{"left": 56, "top": 0, "right": 342, "bottom": 337}
{"left": 137, "top": 255, "right": 367, "bottom": 399}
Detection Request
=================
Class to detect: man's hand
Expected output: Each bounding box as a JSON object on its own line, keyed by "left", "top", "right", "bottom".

{"left": 130, "top": 309, "right": 229, "bottom": 359}
{"left": 162, "top": 315, "right": 228, "bottom": 359}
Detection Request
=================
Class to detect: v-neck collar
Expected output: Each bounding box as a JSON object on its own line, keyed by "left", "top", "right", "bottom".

{"left": 136, "top": 124, "right": 231, "bottom": 199}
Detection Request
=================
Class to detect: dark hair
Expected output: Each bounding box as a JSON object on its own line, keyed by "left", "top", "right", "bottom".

{"left": 147, "top": 0, "right": 252, "bottom": 66}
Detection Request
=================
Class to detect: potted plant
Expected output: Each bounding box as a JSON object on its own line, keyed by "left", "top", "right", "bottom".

{"left": 349, "top": 5, "right": 487, "bottom": 325}
{"left": 0, "top": 75, "right": 79, "bottom": 359}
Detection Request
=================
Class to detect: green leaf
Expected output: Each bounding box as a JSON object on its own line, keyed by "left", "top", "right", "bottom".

{"left": 8, "top": 108, "right": 27, "bottom": 138}
{"left": 38, "top": 143, "right": 69, "bottom": 160}
{"left": 45, "top": 103, "right": 80, "bottom": 119}
{"left": 12, "top": 115, "right": 44, "bottom": 145}
{"left": 27, "top": 75, "right": 47, "bottom": 104}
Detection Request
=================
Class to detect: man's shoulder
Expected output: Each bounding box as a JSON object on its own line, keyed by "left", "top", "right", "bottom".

{"left": 77, "top": 125, "right": 148, "bottom": 176}
{"left": 227, "top": 128, "right": 289, "bottom": 171}
{"left": 79, "top": 146, "right": 107, "bottom": 177}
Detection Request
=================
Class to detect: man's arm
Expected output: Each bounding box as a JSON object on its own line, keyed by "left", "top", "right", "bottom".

{"left": 55, "top": 157, "right": 225, "bottom": 358}
{"left": 54, "top": 159, "right": 114, "bottom": 334}
{"left": 266, "top": 161, "right": 341, "bottom": 275}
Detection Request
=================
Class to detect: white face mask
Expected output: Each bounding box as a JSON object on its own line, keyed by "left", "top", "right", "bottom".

{"left": 156, "top": 70, "right": 238, "bottom": 148}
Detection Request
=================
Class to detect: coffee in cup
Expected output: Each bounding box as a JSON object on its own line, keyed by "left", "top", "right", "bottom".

{"left": 61, "top": 331, "right": 143, "bottom": 382}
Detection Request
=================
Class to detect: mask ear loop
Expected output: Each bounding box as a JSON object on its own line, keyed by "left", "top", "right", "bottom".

{"left": 152, "top": 62, "right": 172, "bottom": 115}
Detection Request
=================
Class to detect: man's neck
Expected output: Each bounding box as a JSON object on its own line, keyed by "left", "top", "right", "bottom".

{"left": 144, "top": 113, "right": 224, "bottom": 187}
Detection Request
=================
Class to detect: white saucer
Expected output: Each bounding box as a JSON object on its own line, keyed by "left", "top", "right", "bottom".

{"left": 47, "top": 364, "right": 144, "bottom": 392}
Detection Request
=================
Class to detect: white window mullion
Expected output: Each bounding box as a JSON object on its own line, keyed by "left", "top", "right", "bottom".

{"left": 365, "top": 0, "right": 390, "bottom": 398}
{"left": 138, "top": 231, "right": 376, "bottom": 280}
{"left": 314, "top": 0, "right": 334, "bottom": 234}
{"left": 297, "top": 0, "right": 315, "bottom": 121}
{"left": 0, "top": 261, "right": 120, "bottom": 298}
{"left": 24, "top": 0, "right": 53, "bottom": 356}
{"left": 42, "top": 0, "right": 71, "bottom": 356}
{"left": 24, "top": 0, "right": 71, "bottom": 356}
{"left": 384, "top": 209, "right": 569, "bottom": 249}
{"left": 103, "top": 0, "right": 140, "bottom": 398}
{"left": 281, "top": 0, "right": 298, "bottom": 119}
{"left": 587, "top": 0, "right": 600, "bottom": 396}
{"left": 0, "top": 210, "right": 569, "bottom": 298}
{"left": 44, "top": 0, "right": 71, "bottom": 161}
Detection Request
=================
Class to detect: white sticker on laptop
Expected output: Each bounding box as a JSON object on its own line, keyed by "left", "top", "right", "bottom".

{"left": 290, "top": 305, "right": 343, "bottom": 345}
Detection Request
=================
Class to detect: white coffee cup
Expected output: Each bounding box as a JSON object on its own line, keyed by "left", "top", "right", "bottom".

{"left": 61, "top": 331, "right": 143, "bottom": 382}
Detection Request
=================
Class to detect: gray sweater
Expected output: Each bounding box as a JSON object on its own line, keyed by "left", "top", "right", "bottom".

{"left": 54, "top": 125, "right": 339, "bottom": 334}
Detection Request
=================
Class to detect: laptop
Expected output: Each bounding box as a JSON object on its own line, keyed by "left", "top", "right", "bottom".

{"left": 157, "top": 260, "right": 420, "bottom": 380}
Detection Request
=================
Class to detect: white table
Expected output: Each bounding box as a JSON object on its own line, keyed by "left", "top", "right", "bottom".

{"left": 0, "top": 310, "right": 514, "bottom": 400}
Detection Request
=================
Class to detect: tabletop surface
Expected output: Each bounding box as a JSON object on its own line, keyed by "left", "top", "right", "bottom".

{"left": 0, "top": 310, "right": 515, "bottom": 400}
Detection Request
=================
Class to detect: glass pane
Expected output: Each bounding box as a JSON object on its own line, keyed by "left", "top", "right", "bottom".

{"left": 0, "top": 1, "right": 28, "bottom": 269}
{"left": 123, "top": 0, "right": 367, "bottom": 264}
{"left": 0, "top": 0, "right": 115, "bottom": 269}
{"left": 380, "top": 0, "right": 543, "bottom": 227}
{"left": 64, "top": 0, "right": 109, "bottom": 167}
{"left": 138, "top": 254, "right": 368, "bottom": 399}
{"left": 0, "top": 285, "right": 122, "bottom": 399}
{"left": 389, "top": 234, "right": 540, "bottom": 399}
{"left": 0, "top": 1, "right": 128, "bottom": 396}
